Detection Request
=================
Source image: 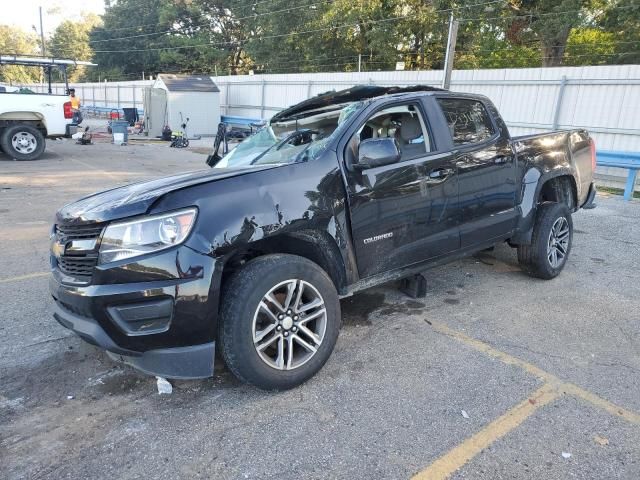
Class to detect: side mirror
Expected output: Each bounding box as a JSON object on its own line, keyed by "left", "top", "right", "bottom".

{"left": 356, "top": 137, "right": 401, "bottom": 169}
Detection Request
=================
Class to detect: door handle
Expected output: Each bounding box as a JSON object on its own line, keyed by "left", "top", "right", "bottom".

{"left": 428, "top": 167, "right": 455, "bottom": 179}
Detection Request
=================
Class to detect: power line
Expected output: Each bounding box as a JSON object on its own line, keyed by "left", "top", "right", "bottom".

{"left": 87, "top": 0, "right": 508, "bottom": 54}
{"left": 458, "top": 4, "right": 635, "bottom": 23}
{"left": 88, "top": 0, "right": 334, "bottom": 44}
{"left": 90, "top": 0, "right": 338, "bottom": 35}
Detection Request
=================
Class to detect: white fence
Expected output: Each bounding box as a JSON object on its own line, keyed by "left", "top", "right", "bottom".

{"left": 210, "top": 65, "right": 640, "bottom": 153}
{"left": 23, "top": 65, "right": 640, "bottom": 188}
{"left": 25, "top": 80, "right": 153, "bottom": 112}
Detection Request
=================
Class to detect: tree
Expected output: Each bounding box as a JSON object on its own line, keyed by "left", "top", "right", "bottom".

{"left": 0, "top": 25, "right": 41, "bottom": 84}
{"left": 49, "top": 14, "right": 102, "bottom": 81}
{"left": 601, "top": 0, "right": 640, "bottom": 64}
{"left": 564, "top": 28, "right": 615, "bottom": 65}
{"left": 89, "top": 0, "right": 176, "bottom": 80}
{"left": 166, "top": 0, "right": 251, "bottom": 75}
{"left": 505, "top": 0, "right": 595, "bottom": 67}
{"left": 33, "top": 0, "right": 639, "bottom": 77}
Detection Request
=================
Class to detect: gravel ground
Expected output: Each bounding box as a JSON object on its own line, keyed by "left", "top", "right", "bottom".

{"left": 1, "top": 140, "right": 638, "bottom": 479}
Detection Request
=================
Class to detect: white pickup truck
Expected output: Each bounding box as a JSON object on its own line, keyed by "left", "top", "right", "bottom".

{"left": 0, "top": 89, "right": 75, "bottom": 160}
{"left": 0, "top": 56, "right": 96, "bottom": 161}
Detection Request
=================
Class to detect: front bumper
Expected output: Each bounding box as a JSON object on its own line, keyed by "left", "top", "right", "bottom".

{"left": 50, "top": 245, "right": 221, "bottom": 379}
{"left": 53, "top": 301, "right": 215, "bottom": 378}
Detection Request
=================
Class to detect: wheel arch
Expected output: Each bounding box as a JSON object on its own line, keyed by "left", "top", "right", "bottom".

{"left": 512, "top": 171, "right": 578, "bottom": 245}
{"left": 219, "top": 229, "right": 349, "bottom": 296}
{"left": 537, "top": 174, "right": 578, "bottom": 211}
{"left": 0, "top": 115, "right": 48, "bottom": 136}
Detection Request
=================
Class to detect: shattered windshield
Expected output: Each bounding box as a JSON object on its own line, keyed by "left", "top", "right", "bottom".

{"left": 214, "top": 102, "right": 363, "bottom": 169}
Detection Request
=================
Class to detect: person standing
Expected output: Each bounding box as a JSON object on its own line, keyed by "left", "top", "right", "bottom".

{"left": 69, "top": 88, "right": 83, "bottom": 124}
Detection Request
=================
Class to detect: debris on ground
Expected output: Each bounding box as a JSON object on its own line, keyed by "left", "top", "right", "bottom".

{"left": 593, "top": 435, "right": 609, "bottom": 446}
{"left": 461, "top": 410, "right": 470, "bottom": 419}
{"left": 156, "top": 376, "right": 173, "bottom": 395}
{"left": 66, "top": 395, "right": 74, "bottom": 400}
{"left": 561, "top": 452, "right": 572, "bottom": 459}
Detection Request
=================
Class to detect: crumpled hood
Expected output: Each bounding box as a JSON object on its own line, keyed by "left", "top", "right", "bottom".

{"left": 56, "top": 165, "right": 280, "bottom": 224}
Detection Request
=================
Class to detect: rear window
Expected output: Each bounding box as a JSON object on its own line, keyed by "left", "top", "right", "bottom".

{"left": 437, "top": 98, "right": 495, "bottom": 146}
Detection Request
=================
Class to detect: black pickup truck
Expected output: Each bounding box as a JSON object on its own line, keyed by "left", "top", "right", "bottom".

{"left": 50, "top": 85, "right": 596, "bottom": 389}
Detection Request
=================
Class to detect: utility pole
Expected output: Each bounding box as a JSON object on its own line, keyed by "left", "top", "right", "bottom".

{"left": 441, "top": 12, "right": 459, "bottom": 90}
{"left": 358, "top": 54, "right": 362, "bottom": 73}
{"left": 39, "top": 6, "right": 46, "bottom": 57}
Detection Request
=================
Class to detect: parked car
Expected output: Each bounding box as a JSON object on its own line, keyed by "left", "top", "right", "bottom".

{"left": 50, "top": 85, "right": 596, "bottom": 389}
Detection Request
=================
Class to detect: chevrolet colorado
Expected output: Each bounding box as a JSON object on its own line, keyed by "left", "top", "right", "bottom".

{"left": 50, "top": 86, "right": 596, "bottom": 389}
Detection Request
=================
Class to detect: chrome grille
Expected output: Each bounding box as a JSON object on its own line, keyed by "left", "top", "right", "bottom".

{"left": 54, "top": 223, "right": 105, "bottom": 282}
{"left": 56, "top": 224, "right": 105, "bottom": 243}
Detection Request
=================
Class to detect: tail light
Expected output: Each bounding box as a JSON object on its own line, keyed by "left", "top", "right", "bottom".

{"left": 63, "top": 101, "right": 73, "bottom": 119}
{"left": 590, "top": 138, "right": 596, "bottom": 171}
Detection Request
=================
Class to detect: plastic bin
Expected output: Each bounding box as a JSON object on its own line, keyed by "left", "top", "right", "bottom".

{"left": 111, "top": 120, "right": 129, "bottom": 144}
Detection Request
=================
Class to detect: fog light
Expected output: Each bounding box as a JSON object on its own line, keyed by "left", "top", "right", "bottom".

{"left": 107, "top": 298, "right": 174, "bottom": 336}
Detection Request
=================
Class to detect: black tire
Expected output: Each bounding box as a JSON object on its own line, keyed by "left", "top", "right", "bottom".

{"left": 517, "top": 202, "right": 573, "bottom": 279}
{"left": 0, "top": 124, "right": 46, "bottom": 161}
{"left": 219, "top": 254, "right": 340, "bottom": 390}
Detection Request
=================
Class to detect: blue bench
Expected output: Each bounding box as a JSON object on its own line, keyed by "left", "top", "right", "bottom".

{"left": 221, "top": 115, "right": 264, "bottom": 128}
{"left": 597, "top": 151, "right": 640, "bottom": 201}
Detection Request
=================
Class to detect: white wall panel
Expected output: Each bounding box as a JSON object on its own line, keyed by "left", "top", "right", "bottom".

{"left": 23, "top": 65, "right": 640, "bottom": 164}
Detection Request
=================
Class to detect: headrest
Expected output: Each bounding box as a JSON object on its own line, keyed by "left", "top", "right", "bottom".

{"left": 400, "top": 114, "right": 421, "bottom": 141}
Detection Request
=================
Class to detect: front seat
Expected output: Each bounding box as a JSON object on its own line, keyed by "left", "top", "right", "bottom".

{"left": 396, "top": 114, "right": 426, "bottom": 159}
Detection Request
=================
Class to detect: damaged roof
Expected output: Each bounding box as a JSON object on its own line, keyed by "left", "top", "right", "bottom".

{"left": 271, "top": 84, "right": 445, "bottom": 122}
{"left": 158, "top": 74, "right": 220, "bottom": 92}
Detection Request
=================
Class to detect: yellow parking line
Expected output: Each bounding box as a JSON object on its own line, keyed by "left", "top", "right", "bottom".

{"left": 562, "top": 383, "right": 640, "bottom": 425}
{"left": 412, "top": 322, "right": 640, "bottom": 479}
{"left": 430, "top": 322, "right": 556, "bottom": 382}
{"left": 0, "top": 272, "right": 49, "bottom": 284}
{"left": 413, "top": 383, "right": 559, "bottom": 480}
{"left": 430, "top": 321, "right": 640, "bottom": 425}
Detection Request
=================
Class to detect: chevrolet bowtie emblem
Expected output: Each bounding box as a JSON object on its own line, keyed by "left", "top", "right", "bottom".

{"left": 51, "top": 240, "right": 66, "bottom": 258}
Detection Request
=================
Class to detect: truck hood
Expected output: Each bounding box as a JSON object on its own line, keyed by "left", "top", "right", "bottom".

{"left": 56, "top": 164, "right": 280, "bottom": 224}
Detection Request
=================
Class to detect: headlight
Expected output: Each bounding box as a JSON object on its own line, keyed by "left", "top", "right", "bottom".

{"left": 98, "top": 208, "right": 197, "bottom": 265}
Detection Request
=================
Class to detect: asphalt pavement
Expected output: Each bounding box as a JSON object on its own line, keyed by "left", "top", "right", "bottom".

{"left": 1, "top": 139, "right": 638, "bottom": 479}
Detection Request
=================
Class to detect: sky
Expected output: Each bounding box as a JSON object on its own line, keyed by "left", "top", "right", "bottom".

{"left": 2, "top": 0, "right": 105, "bottom": 36}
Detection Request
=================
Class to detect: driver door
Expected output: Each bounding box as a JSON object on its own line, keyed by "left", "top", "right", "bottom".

{"left": 342, "top": 100, "right": 460, "bottom": 278}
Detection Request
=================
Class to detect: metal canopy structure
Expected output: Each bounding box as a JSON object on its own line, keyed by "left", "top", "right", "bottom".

{"left": 0, "top": 55, "right": 97, "bottom": 94}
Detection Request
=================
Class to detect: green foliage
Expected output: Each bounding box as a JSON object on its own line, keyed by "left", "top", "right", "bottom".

{"left": 3, "top": 0, "right": 639, "bottom": 79}
{"left": 88, "top": 0, "right": 175, "bottom": 81}
{"left": 564, "top": 28, "right": 616, "bottom": 66}
{"left": 601, "top": 0, "right": 640, "bottom": 64}
{"left": 0, "top": 25, "right": 41, "bottom": 84}
{"left": 49, "top": 14, "right": 102, "bottom": 81}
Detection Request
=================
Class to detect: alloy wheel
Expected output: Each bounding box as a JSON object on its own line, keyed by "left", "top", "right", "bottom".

{"left": 547, "top": 216, "right": 570, "bottom": 268}
{"left": 252, "top": 279, "right": 327, "bottom": 371}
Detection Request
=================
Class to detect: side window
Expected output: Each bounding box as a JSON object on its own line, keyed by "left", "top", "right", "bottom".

{"left": 437, "top": 98, "right": 496, "bottom": 146}
{"left": 354, "top": 103, "right": 431, "bottom": 161}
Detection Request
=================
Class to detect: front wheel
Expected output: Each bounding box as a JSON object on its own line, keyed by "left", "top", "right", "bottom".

{"left": 219, "top": 254, "right": 340, "bottom": 390}
{"left": 0, "top": 124, "right": 46, "bottom": 161}
{"left": 518, "top": 202, "right": 573, "bottom": 279}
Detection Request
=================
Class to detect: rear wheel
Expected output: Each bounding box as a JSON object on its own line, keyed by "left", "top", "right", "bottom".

{"left": 518, "top": 202, "right": 573, "bottom": 279}
{"left": 219, "top": 254, "right": 340, "bottom": 390}
{"left": 0, "top": 124, "right": 46, "bottom": 161}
